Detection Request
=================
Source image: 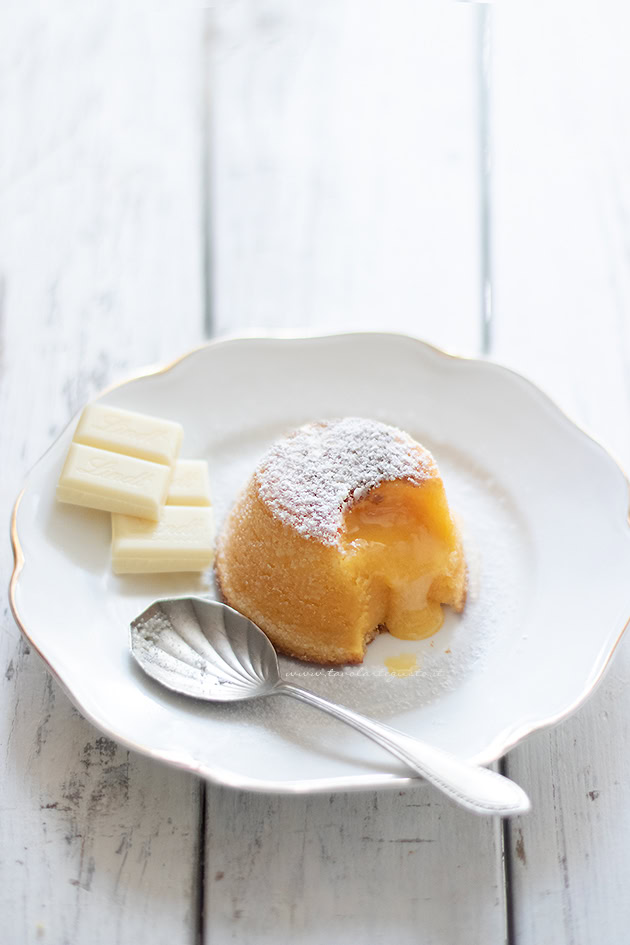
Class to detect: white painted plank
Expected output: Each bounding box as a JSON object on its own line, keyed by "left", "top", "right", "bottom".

{"left": 206, "top": 786, "right": 504, "bottom": 945}
{"left": 492, "top": 2, "right": 630, "bottom": 941}
{"left": 210, "top": 0, "right": 481, "bottom": 356}
{"left": 206, "top": 4, "right": 507, "bottom": 943}
{"left": 0, "top": 7, "right": 205, "bottom": 944}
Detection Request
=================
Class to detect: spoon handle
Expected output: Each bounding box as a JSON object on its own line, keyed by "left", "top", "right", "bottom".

{"left": 276, "top": 683, "right": 529, "bottom": 816}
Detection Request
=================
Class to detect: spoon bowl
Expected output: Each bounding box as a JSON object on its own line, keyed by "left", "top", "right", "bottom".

{"left": 131, "top": 597, "right": 281, "bottom": 701}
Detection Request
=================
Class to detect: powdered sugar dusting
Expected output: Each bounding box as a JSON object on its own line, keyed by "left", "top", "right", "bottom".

{"left": 255, "top": 417, "right": 435, "bottom": 544}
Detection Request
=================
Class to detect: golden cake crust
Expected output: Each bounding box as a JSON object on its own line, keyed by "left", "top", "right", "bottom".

{"left": 215, "top": 418, "right": 466, "bottom": 664}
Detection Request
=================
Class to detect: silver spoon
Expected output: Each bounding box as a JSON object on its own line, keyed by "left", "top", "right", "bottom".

{"left": 130, "top": 597, "right": 530, "bottom": 816}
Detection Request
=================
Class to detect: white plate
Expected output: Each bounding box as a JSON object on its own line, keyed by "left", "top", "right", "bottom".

{"left": 10, "top": 333, "right": 630, "bottom": 793}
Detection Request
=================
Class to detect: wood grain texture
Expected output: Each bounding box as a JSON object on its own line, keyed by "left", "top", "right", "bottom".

{"left": 209, "top": 0, "right": 481, "bottom": 355}
{"left": 0, "top": 7, "right": 205, "bottom": 944}
{"left": 205, "top": 786, "right": 504, "bottom": 945}
{"left": 492, "top": 3, "right": 630, "bottom": 943}
{"left": 205, "top": 4, "right": 508, "bottom": 943}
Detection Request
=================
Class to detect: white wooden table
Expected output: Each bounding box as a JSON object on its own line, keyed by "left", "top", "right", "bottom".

{"left": 2, "top": 4, "right": 630, "bottom": 942}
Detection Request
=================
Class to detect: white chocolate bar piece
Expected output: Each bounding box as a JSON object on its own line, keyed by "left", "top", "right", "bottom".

{"left": 57, "top": 443, "right": 171, "bottom": 520}
{"left": 166, "top": 460, "right": 211, "bottom": 507}
{"left": 74, "top": 404, "right": 182, "bottom": 467}
{"left": 111, "top": 506, "right": 215, "bottom": 573}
